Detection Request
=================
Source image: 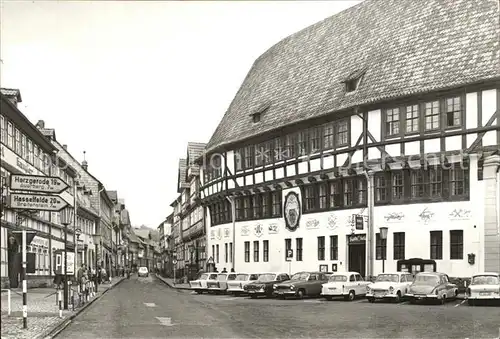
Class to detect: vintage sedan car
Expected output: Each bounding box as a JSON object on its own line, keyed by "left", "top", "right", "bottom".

{"left": 137, "top": 266, "right": 149, "bottom": 277}
{"left": 244, "top": 273, "right": 290, "bottom": 298}
{"left": 227, "top": 273, "right": 260, "bottom": 295}
{"left": 366, "top": 272, "right": 414, "bottom": 303}
{"left": 466, "top": 272, "right": 500, "bottom": 305}
{"left": 207, "top": 273, "right": 237, "bottom": 294}
{"left": 273, "top": 272, "right": 329, "bottom": 299}
{"left": 189, "top": 273, "right": 218, "bottom": 294}
{"left": 321, "top": 272, "right": 370, "bottom": 301}
{"left": 406, "top": 272, "right": 458, "bottom": 304}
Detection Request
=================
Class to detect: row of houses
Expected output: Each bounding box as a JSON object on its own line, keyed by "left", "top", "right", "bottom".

{"left": 157, "top": 0, "right": 500, "bottom": 282}
{"left": 0, "top": 88, "right": 137, "bottom": 288}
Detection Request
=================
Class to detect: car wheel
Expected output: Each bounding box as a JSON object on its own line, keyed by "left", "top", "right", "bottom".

{"left": 394, "top": 291, "right": 401, "bottom": 303}
{"left": 296, "top": 289, "right": 305, "bottom": 299}
{"left": 347, "top": 290, "right": 355, "bottom": 301}
{"left": 368, "top": 298, "right": 375, "bottom": 303}
{"left": 325, "top": 296, "right": 333, "bottom": 301}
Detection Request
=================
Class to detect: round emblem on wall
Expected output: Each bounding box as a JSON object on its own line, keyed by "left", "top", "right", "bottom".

{"left": 284, "top": 191, "right": 301, "bottom": 232}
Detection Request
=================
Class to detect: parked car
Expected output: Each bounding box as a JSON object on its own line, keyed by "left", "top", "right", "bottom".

{"left": 406, "top": 272, "right": 458, "bottom": 304}
{"left": 273, "top": 272, "right": 329, "bottom": 299}
{"left": 321, "top": 271, "right": 370, "bottom": 301}
{"left": 244, "top": 273, "right": 290, "bottom": 298}
{"left": 189, "top": 273, "right": 218, "bottom": 294}
{"left": 227, "top": 273, "right": 260, "bottom": 296}
{"left": 138, "top": 266, "right": 149, "bottom": 277}
{"left": 366, "top": 272, "right": 414, "bottom": 303}
{"left": 207, "top": 273, "right": 237, "bottom": 294}
{"left": 465, "top": 272, "right": 500, "bottom": 305}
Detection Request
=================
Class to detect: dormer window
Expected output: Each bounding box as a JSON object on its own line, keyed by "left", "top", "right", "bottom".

{"left": 250, "top": 102, "right": 271, "bottom": 123}
{"left": 343, "top": 68, "right": 366, "bottom": 94}
{"left": 345, "top": 78, "right": 360, "bottom": 93}
{"left": 252, "top": 113, "right": 261, "bottom": 123}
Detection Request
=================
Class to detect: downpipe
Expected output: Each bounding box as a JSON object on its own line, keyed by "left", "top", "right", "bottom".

{"left": 363, "top": 170, "right": 375, "bottom": 280}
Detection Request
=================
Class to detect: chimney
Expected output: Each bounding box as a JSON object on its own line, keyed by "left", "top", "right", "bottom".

{"left": 62, "top": 144, "right": 67, "bottom": 150}
{"left": 36, "top": 120, "right": 45, "bottom": 129}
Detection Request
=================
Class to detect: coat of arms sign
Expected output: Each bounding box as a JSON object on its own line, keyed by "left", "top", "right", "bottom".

{"left": 284, "top": 191, "right": 301, "bottom": 232}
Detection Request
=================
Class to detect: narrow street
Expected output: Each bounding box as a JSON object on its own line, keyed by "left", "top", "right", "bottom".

{"left": 57, "top": 275, "right": 500, "bottom": 338}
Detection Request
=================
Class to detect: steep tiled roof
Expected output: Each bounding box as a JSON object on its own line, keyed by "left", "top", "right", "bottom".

{"left": 133, "top": 228, "right": 151, "bottom": 240}
{"left": 187, "top": 142, "right": 206, "bottom": 165}
{"left": 206, "top": 0, "right": 500, "bottom": 152}
{"left": 177, "top": 158, "right": 188, "bottom": 193}
{"left": 107, "top": 190, "right": 118, "bottom": 203}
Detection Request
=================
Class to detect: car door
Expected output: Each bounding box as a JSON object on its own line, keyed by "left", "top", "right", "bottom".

{"left": 443, "top": 275, "right": 455, "bottom": 296}
{"left": 307, "top": 273, "right": 319, "bottom": 294}
{"left": 347, "top": 274, "right": 356, "bottom": 292}
{"left": 355, "top": 274, "right": 366, "bottom": 295}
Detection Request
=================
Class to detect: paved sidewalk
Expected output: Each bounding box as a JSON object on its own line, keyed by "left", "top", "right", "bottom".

{"left": 1, "top": 277, "right": 124, "bottom": 339}
{"left": 155, "top": 274, "right": 191, "bottom": 289}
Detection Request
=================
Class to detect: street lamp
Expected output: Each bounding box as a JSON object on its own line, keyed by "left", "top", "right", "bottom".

{"left": 60, "top": 206, "right": 74, "bottom": 310}
{"left": 92, "top": 233, "right": 101, "bottom": 292}
{"left": 379, "top": 226, "right": 388, "bottom": 273}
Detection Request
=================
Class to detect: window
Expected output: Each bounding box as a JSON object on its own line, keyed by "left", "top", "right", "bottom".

{"left": 296, "top": 131, "right": 308, "bottom": 156}
{"left": 243, "top": 197, "right": 252, "bottom": 219}
{"left": 318, "top": 183, "right": 327, "bottom": 209}
{"left": 0, "top": 115, "right": 5, "bottom": 144}
{"left": 410, "top": 170, "right": 425, "bottom": 198}
{"left": 271, "top": 191, "right": 281, "bottom": 217}
{"left": 356, "top": 178, "right": 367, "bottom": 205}
{"left": 285, "top": 238, "right": 291, "bottom": 260}
{"left": 345, "top": 78, "right": 360, "bottom": 92}
{"left": 445, "top": 97, "right": 461, "bottom": 128}
{"left": 296, "top": 238, "right": 303, "bottom": 261}
{"left": 27, "top": 139, "right": 34, "bottom": 164}
{"left": 393, "top": 232, "right": 405, "bottom": 260}
{"left": 304, "top": 186, "right": 316, "bottom": 212}
{"left": 252, "top": 112, "right": 261, "bottom": 123}
{"left": 229, "top": 242, "right": 233, "bottom": 263}
{"left": 330, "top": 235, "right": 338, "bottom": 260}
{"left": 317, "top": 236, "right": 325, "bottom": 260}
{"left": 225, "top": 243, "right": 228, "bottom": 263}
{"left": 274, "top": 137, "right": 283, "bottom": 162}
{"left": 450, "top": 230, "right": 463, "bottom": 259}
{"left": 376, "top": 233, "right": 387, "bottom": 260}
{"left": 430, "top": 231, "right": 442, "bottom": 260}
{"left": 385, "top": 108, "right": 400, "bottom": 136}
{"left": 428, "top": 167, "right": 442, "bottom": 198}
{"left": 212, "top": 245, "right": 215, "bottom": 259}
{"left": 450, "top": 166, "right": 468, "bottom": 197}
{"left": 406, "top": 105, "right": 419, "bottom": 133}
{"left": 244, "top": 241, "right": 250, "bottom": 262}
{"left": 343, "top": 179, "right": 353, "bottom": 206}
{"left": 284, "top": 134, "right": 295, "bottom": 159}
{"left": 263, "top": 240, "right": 269, "bottom": 262}
{"left": 15, "top": 128, "right": 21, "bottom": 154}
{"left": 7, "top": 121, "right": 13, "bottom": 148}
{"left": 255, "top": 143, "right": 264, "bottom": 167}
{"left": 21, "top": 134, "right": 27, "bottom": 159}
{"left": 253, "top": 241, "right": 259, "bottom": 262}
{"left": 235, "top": 150, "right": 243, "bottom": 171}
{"left": 392, "top": 172, "right": 404, "bottom": 200}
{"left": 243, "top": 146, "right": 253, "bottom": 169}
{"left": 262, "top": 141, "right": 272, "bottom": 165}
{"left": 329, "top": 181, "right": 341, "bottom": 207}
{"left": 235, "top": 199, "right": 243, "bottom": 221}
{"left": 323, "top": 123, "right": 334, "bottom": 149}
{"left": 309, "top": 127, "right": 321, "bottom": 153}
{"left": 374, "top": 174, "right": 387, "bottom": 202}
{"left": 336, "top": 120, "right": 349, "bottom": 147}
{"left": 425, "top": 101, "right": 440, "bottom": 130}
{"left": 260, "top": 194, "right": 269, "bottom": 217}
{"left": 216, "top": 244, "right": 219, "bottom": 263}
{"left": 252, "top": 195, "right": 260, "bottom": 219}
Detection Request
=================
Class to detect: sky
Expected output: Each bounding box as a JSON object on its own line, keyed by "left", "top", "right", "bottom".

{"left": 0, "top": 0, "right": 361, "bottom": 229}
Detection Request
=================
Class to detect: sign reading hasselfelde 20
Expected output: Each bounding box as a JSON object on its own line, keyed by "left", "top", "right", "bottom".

{"left": 284, "top": 191, "right": 301, "bottom": 232}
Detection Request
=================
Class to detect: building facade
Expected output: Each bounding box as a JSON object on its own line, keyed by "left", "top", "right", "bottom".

{"left": 0, "top": 89, "right": 78, "bottom": 288}
{"left": 201, "top": 0, "right": 500, "bottom": 279}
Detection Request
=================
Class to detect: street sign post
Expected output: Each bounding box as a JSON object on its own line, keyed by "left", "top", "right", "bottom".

{"left": 8, "top": 193, "right": 69, "bottom": 211}
{"left": 10, "top": 174, "right": 69, "bottom": 194}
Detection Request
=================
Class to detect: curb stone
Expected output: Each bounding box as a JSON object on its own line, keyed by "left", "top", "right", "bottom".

{"left": 41, "top": 278, "right": 125, "bottom": 339}
{"left": 155, "top": 274, "right": 192, "bottom": 290}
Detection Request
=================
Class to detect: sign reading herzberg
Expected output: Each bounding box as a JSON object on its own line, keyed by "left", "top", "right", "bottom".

{"left": 10, "top": 174, "right": 69, "bottom": 194}
{"left": 8, "top": 193, "right": 69, "bottom": 211}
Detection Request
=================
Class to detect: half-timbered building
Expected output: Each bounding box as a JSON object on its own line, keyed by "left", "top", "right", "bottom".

{"left": 201, "top": 0, "right": 500, "bottom": 279}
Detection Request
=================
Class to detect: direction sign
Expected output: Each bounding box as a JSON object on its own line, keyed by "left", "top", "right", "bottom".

{"left": 10, "top": 174, "right": 69, "bottom": 194}
{"left": 8, "top": 193, "right": 69, "bottom": 212}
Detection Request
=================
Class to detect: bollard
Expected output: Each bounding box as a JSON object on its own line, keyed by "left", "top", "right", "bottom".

{"left": 58, "top": 291, "right": 62, "bottom": 318}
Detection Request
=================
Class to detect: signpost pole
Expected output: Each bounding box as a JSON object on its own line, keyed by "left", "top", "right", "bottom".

{"left": 64, "top": 224, "right": 68, "bottom": 310}
{"left": 22, "top": 230, "right": 27, "bottom": 329}
{"left": 173, "top": 265, "right": 176, "bottom": 286}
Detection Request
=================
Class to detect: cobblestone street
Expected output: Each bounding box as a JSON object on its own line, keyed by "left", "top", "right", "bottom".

{"left": 1, "top": 278, "right": 124, "bottom": 339}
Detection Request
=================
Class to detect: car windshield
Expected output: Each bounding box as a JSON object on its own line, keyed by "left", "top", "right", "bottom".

{"left": 227, "top": 274, "right": 237, "bottom": 281}
{"left": 413, "top": 275, "right": 439, "bottom": 285}
{"left": 209, "top": 274, "right": 217, "bottom": 280}
{"left": 139, "top": 267, "right": 147, "bottom": 272}
{"left": 329, "top": 275, "right": 347, "bottom": 282}
{"left": 471, "top": 275, "right": 499, "bottom": 285}
{"left": 376, "top": 274, "right": 399, "bottom": 283}
{"left": 258, "top": 274, "right": 276, "bottom": 282}
{"left": 291, "top": 273, "right": 309, "bottom": 281}
{"left": 199, "top": 273, "right": 208, "bottom": 280}
{"left": 235, "top": 274, "right": 248, "bottom": 281}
